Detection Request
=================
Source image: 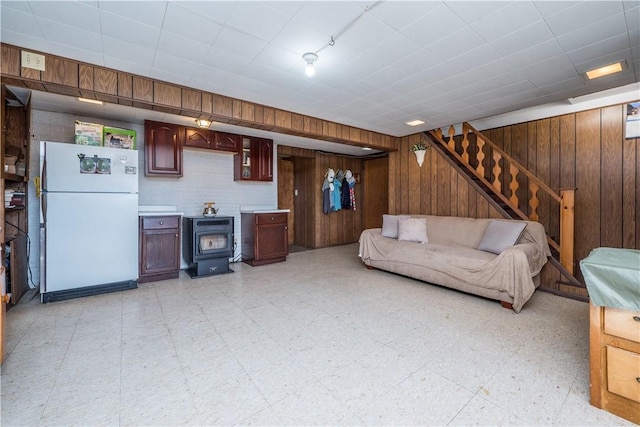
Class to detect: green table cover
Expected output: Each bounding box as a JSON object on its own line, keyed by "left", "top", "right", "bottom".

{"left": 579, "top": 247, "right": 640, "bottom": 311}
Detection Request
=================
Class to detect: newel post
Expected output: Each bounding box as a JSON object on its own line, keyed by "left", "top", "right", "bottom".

{"left": 559, "top": 189, "right": 576, "bottom": 274}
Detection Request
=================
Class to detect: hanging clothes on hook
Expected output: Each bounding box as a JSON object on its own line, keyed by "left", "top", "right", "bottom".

{"left": 345, "top": 169, "right": 356, "bottom": 211}
{"left": 322, "top": 168, "right": 336, "bottom": 214}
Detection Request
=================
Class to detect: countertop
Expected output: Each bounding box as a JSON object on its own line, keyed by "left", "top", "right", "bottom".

{"left": 240, "top": 209, "right": 290, "bottom": 214}
{"left": 138, "top": 205, "right": 184, "bottom": 217}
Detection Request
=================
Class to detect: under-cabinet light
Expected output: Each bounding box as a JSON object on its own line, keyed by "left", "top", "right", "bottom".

{"left": 78, "top": 97, "right": 103, "bottom": 105}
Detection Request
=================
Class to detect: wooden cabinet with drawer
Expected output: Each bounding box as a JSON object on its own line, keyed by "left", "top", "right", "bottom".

{"left": 139, "top": 215, "right": 181, "bottom": 283}
{"left": 241, "top": 212, "right": 288, "bottom": 266}
{"left": 590, "top": 304, "right": 640, "bottom": 423}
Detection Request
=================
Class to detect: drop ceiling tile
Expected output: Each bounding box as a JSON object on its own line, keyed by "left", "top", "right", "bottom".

{"left": 369, "top": 1, "right": 439, "bottom": 31}
{"left": 254, "top": 44, "right": 300, "bottom": 72}
{"left": 156, "top": 31, "right": 211, "bottom": 64}
{"left": 394, "top": 50, "right": 440, "bottom": 77}
{"left": 537, "top": 76, "right": 586, "bottom": 94}
{"left": 333, "top": 13, "right": 396, "bottom": 53}
{"left": 0, "top": 28, "right": 50, "bottom": 54}
{"left": 102, "top": 36, "right": 155, "bottom": 66}
{"left": 202, "top": 46, "right": 251, "bottom": 74}
{"left": 1, "top": 1, "right": 31, "bottom": 13}
{"left": 365, "top": 32, "right": 422, "bottom": 64}
{"left": 566, "top": 34, "right": 631, "bottom": 65}
{"left": 161, "top": 2, "right": 222, "bottom": 46}
{"left": 401, "top": 4, "right": 466, "bottom": 45}
{"left": 35, "top": 17, "right": 103, "bottom": 53}
{"left": 267, "top": 1, "right": 305, "bottom": 17}
{"left": 506, "top": 39, "right": 565, "bottom": 69}
{"left": 152, "top": 51, "right": 200, "bottom": 81}
{"left": 292, "top": 2, "right": 364, "bottom": 35}
{"left": 492, "top": 80, "right": 538, "bottom": 98}
{"left": 29, "top": 1, "right": 100, "bottom": 33}
{"left": 269, "top": 19, "right": 328, "bottom": 55}
{"left": 99, "top": 10, "right": 161, "bottom": 51}
{"left": 388, "top": 76, "right": 429, "bottom": 94}
{"left": 444, "top": 44, "right": 501, "bottom": 72}
{"left": 480, "top": 71, "right": 529, "bottom": 90}
{"left": 338, "top": 53, "right": 388, "bottom": 81}
{"left": 103, "top": 56, "right": 152, "bottom": 79}
{"left": 466, "top": 58, "right": 517, "bottom": 81}
{"left": 46, "top": 41, "right": 104, "bottom": 67}
{"left": 191, "top": 66, "right": 237, "bottom": 88}
{"left": 224, "top": 2, "right": 291, "bottom": 41}
{"left": 444, "top": 1, "right": 510, "bottom": 25}
{"left": 363, "top": 66, "right": 410, "bottom": 89}
{"left": 525, "top": 64, "right": 578, "bottom": 88}
{"left": 556, "top": 13, "right": 628, "bottom": 52}
{"left": 470, "top": 2, "right": 542, "bottom": 42}
{"left": 214, "top": 27, "right": 268, "bottom": 59}
{"left": 415, "top": 63, "right": 460, "bottom": 85}
{"left": 172, "top": 1, "right": 236, "bottom": 26}
{"left": 98, "top": 1, "right": 167, "bottom": 28}
{"left": 490, "top": 20, "right": 555, "bottom": 57}
{"left": 0, "top": 6, "right": 43, "bottom": 38}
{"left": 544, "top": 1, "right": 624, "bottom": 36}
{"left": 426, "top": 27, "right": 486, "bottom": 60}
{"left": 533, "top": 1, "right": 580, "bottom": 18}
{"left": 242, "top": 63, "right": 309, "bottom": 92}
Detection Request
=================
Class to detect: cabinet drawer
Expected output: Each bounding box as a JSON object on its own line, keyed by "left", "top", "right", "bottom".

{"left": 256, "top": 213, "right": 287, "bottom": 225}
{"left": 142, "top": 216, "right": 180, "bottom": 230}
{"left": 604, "top": 307, "right": 640, "bottom": 343}
{"left": 607, "top": 346, "right": 640, "bottom": 403}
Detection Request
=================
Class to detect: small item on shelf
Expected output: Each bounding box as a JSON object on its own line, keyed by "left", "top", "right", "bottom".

{"left": 202, "top": 202, "right": 218, "bottom": 217}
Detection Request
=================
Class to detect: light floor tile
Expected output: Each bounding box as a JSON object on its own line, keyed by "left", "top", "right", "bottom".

{"left": 1, "top": 243, "right": 628, "bottom": 426}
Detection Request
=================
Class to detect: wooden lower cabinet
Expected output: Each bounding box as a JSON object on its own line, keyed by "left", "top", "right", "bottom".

{"left": 589, "top": 304, "right": 640, "bottom": 424}
{"left": 139, "top": 215, "right": 181, "bottom": 283}
{"left": 241, "top": 212, "right": 288, "bottom": 266}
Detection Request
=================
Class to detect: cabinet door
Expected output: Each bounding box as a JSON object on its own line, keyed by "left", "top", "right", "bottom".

{"left": 214, "top": 132, "right": 241, "bottom": 153}
{"left": 140, "top": 228, "right": 180, "bottom": 276}
{"left": 255, "top": 223, "right": 288, "bottom": 261}
{"left": 145, "top": 120, "right": 183, "bottom": 177}
{"left": 185, "top": 127, "right": 213, "bottom": 149}
{"left": 257, "top": 138, "right": 273, "bottom": 181}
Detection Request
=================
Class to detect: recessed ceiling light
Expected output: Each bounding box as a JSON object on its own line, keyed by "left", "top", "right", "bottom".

{"left": 362, "top": 147, "right": 372, "bottom": 151}
{"left": 78, "top": 97, "right": 103, "bottom": 105}
{"left": 584, "top": 61, "right": 625, "bottom": 80}
{"left": 405, "top": 120, "right": 425, "bottom": 126}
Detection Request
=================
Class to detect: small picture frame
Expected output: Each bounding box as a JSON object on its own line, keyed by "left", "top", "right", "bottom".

{"left": 625, "top": 102, "right": 640, "bottom": 139}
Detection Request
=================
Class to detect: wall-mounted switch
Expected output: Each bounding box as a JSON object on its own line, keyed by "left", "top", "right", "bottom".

{"left": 21, "top": 51, "right": 46, "bottom": 71}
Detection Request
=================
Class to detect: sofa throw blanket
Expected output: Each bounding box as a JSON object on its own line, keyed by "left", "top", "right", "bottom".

{"left": 358, "top": 216, "right": 551, "bottom": 312}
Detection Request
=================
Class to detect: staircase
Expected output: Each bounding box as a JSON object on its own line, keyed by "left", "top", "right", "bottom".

{"left": 425, "top": 123, "right": 585, "bottom": 298}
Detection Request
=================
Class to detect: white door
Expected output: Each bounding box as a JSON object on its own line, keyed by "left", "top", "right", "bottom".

{"left": 43, "top": 192, "right": 138, "bottom": 293}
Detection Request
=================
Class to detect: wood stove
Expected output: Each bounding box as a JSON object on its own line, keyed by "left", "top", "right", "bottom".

{"left": 183, "top": 216, "right": 234, "bottom": 277}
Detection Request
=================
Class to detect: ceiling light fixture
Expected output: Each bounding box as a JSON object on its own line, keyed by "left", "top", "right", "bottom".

{"left": 78, "top": 97, "right": 103, "bottom": 105}
{"left": 406, "top": 120, "right": 425, "bottom": 126}
{"left": 303, "top": 52, "right": 318, "bottom": 77}
{"left": 195, "top": 118, "right": 211, "bottom": 128}
{"left": 584, "top": 61, "right": 626, "bottom": 80}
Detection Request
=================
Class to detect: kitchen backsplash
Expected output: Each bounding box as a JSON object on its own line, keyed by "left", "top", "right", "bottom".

{"left": 27, "top": 109, "right": 278, "bottom": 284}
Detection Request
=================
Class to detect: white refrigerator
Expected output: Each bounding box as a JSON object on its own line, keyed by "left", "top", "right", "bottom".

{"left": 40, "top": 141, "right": 139, "bottom": 302}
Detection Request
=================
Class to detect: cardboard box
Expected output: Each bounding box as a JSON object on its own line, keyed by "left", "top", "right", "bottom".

{"left": 75, "top": 121, "right": 103, "bottom": 146}
{"left": 103, "top": 127, "right": 136, "bottom": 149}
{"left": 4, "top": 155, "right": 18, "bottom": 166}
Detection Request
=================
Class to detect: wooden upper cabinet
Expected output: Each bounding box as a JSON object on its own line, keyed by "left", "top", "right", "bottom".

{"left": 214, "top": 132, "right": 241, "bottom": 153}
{"left": 234, "top": 137, "right": 273, "bottom": 182}
{"left": 145, "top": 120, "right": 183, "bottom": 177}
{"left": 184, "top": 127, "right": 213, "bottom": 149}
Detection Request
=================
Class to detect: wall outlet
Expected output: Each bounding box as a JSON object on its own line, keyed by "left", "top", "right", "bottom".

{"left": 21, "top": 51, "right": 45, "bottom": 71}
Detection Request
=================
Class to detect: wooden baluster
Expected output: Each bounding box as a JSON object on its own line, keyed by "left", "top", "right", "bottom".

{"left": 509, "top": 164, "right": 519, "bottom": 207}
{"left": 461, "top": 123, "right": 470, "bottom": 163}
{"left": 436, "top": 128, "right": 443, "bottom": 141}
{"left": 476, "top": 137, "right": 485, "bottom": 177}
{"left": 560, "top": 189, "right": 575, "bottom": 275}
{"left": 529, "top": 182, "right": 539, "bottom": 221}
{"left": 448, "top": 125, "right": 456, "bottom": 151}
{"left": 492, "top": 151, "right": 502, "bottom": 192}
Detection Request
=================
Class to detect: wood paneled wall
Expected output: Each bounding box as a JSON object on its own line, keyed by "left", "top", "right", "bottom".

{"left": 314, "top": 153, "right": 364, "bottom": 248}
{"left": 1, "top": 43, "right": 397, "bottom": 151}
{"left": 390, "top": 102, "right": 639, "bottom": 298}
{"left": 389, "top": 134, "right": 504, "bottom": 219}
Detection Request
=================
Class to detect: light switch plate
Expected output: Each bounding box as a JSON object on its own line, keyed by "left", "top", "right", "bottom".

{"left": 21, "top": 51, "right": 45, "bottom": 71}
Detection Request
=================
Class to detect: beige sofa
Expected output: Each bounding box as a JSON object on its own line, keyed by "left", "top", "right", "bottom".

{"left": 358, "top": 215, "right": 551, "bottom": 312}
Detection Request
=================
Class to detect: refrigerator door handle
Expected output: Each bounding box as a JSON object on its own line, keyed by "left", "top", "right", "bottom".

{"left": 41, "top": 192, "right": 47, "bottom": 224}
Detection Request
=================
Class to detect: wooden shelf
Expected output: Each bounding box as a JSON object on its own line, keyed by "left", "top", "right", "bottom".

{"left": 2, "top": 173, "right": 26, "bottom": 182}
{"left": 4, "top": 206, "right": 25, "bottom": 211}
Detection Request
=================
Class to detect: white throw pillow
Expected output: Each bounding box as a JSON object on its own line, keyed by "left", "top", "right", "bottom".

{"left": 397, "top": 217, "right": 429, "bottom": 243}
{"left": 381, "top": 214, "right": 410, "bottom": 239}
{"left": 478, "top": 220, "right": 527, "bottom": 254}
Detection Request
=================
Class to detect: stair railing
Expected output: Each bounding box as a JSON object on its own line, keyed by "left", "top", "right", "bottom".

{"left": 429, "top": 123, "right": 575, "bottom": 274}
